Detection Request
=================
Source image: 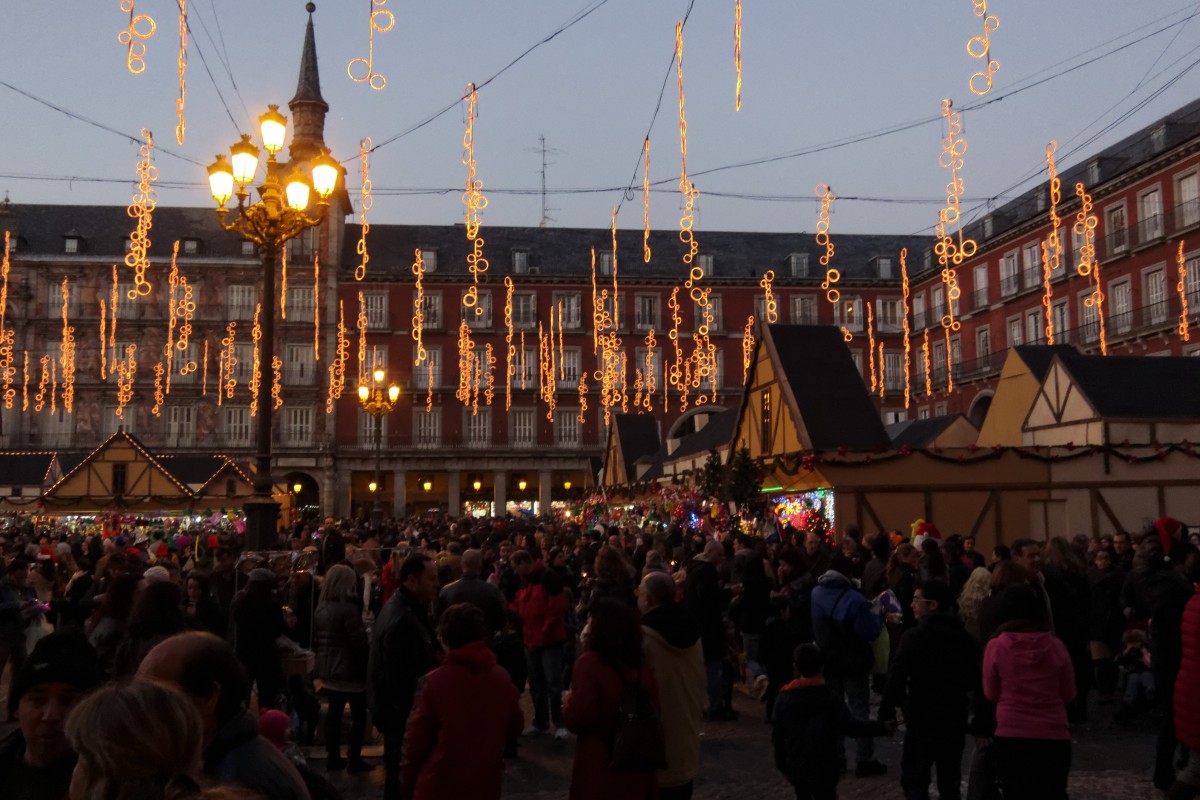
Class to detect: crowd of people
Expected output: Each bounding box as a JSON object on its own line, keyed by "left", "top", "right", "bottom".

{"left": 0, "top": 509, "right": 1198, "bottom": 800}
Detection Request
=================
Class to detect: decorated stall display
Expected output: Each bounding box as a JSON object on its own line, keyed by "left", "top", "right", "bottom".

{"left": 771, "top": 489, "right": 835, "bottom": 544}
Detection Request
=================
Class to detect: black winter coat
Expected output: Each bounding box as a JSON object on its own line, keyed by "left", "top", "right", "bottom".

{"left": 314, "top": 600, "right": 368, "bottom": 686}
{"left": 772, "top": 681, "right": 886, "bottom": 788}
{"left": 684, "top": 559, "right": 728, "bottom": 660}
{"left": 367, "top": 588, "right": 438, "bottom": 733}
{"left": 1087, "top": 566, "right": 1125, "bottom": 648}
{"left": 878, "top": 612, "right": 982, "bottom": 733}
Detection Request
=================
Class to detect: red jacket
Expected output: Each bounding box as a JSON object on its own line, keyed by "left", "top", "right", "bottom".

{"left": 400, "top": 640, "right": 523, "bottom": 800}
{"left": 562, "top": 650, "right": 659, "bottom": 800}
{"left": 1175, "top": 588, "right": 1200, "bottom": 750}
{"left": 512, "top": 566, "right": 568, "bottom": 650}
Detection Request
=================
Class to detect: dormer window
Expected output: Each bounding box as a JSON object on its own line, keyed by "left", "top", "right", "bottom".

{"left": 63, "top": 235, "right": 82, "bottom": 254}
{"left": 788, "top": 252, "right": 809, "bottom": 277}
{"left": 1035, "top": 190, "right": 1047, "bottom": 213}
{"left": 183, "top": 238, "right": 200, "bottom": 255}
{"left": 872, "top": 256, "right": 893, "bottom": 279}
{"left": 421, "top": 249, "right": 438, "bottom": 273}
{"left": 983, "top": 215, "right": 994, "bottom": 239}
{"left": 1152, "top": 124, "right": 1166, "bottom": 152}
{"left": 124, "top": 238, "right": 134, "bottom": 254}
{"left": 1087, "top": 159, "right": 1101, "bottom": 187}
{"left": 512, "top": 249, "right": 530, "bottom": 274}
{"left": 599, "top": 251, "right": 614, "bottom": 276}
{"left": 924, "top": 249, "right": 934, "bottom": 270}
{"left": 696, "top": 253, "right": 714, "bottom": 276}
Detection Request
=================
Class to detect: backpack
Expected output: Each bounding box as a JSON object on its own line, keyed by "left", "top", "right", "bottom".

{"left": 609, "top": 667, "right": 667, "bottom": 773}
{"left": 813, "top": 587, "right": 874, "bottom": 677}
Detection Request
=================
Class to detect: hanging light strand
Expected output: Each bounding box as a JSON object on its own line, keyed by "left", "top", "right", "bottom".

{"left": 1043, "top": 141, "right": 1063, "bottom": 343}
{"left": 21, "top": 350, "right": 28, "bottom": 411}
{"left": 734, "top": 0, "right": 743, "bottom": 110}
{"left": 0, "top": 232, "right": 13, "bottom": 408}
{"left": 462, "top": 83, "right": 489, "bottom": 316}
{"left": 166, "top": 244, "right": 179, "bottom": 392}
{"left": 220, "top": 322, "right": 237, "bottom": 403}
{"left": 347, "top": 0, "right": 393, "bottom": 90}
{"left": 1074, "top": 183, "right": 1107, "bottom": 355}
{"left": 109, "top": 264, "right": 119, "bottom": 375}
{"left": 176, "top": 0, "right": 186, "bottom": 143}
{"left": 742, "top": 314, "right": 755, "bottom": 384}
{"left": 816, "top": 184, "right": 847, "bottom": 340}
{"left": 1178, "top": 241, "right": 1191, "bottom": 342}
{"left": 201, "top": 338, "right": 209, "bottom": 395}
{"left": 125, "top": 129, "right": 157, "bottom": 298}
{"left": 945, "top": 327, "right": 955, "bottom": 394}
{"left": 900, "top": 248, "right": 912, "bottom": 409}
{"left": 759, "top": 269, "right": 778, "bottom": 323}
{"left": 643, "top": 137, "right": 652, "bottom": 263}
{"left": 412, "top": 248, "right": 427, "bottom": 364}
{"left": 934, "top": 99, "right": 973, "bottom": 333}
{"left": 272, "top": 356, "right": 283, "bottom": 410}
{"left": 867, "top": 302, "right": 877, "bottom": 392}
{"left": 249, "top": 303, "right": 262, "bottom": 416}
{"left": 878, "top": 342, "right": 886, "bottom": 400}
{"left": 59, "top": 278, "right": 75, "bottom": 413}
{"left": 116, "top": 346, "right": 137, "bottom": 418}
{"left": 357, "top": 291, "right": 367, "bottom": 383}
{"left": 355, "top": 136, "right": 372, "bottom": 281}
{"left": 677, "top": 21, "right": 701, "bottom": 300}
{"left": 313, "top": 254, "right": 320, "bottom": 361}
{"left": 504, "top": 276, "right": 514, "bottom": 411}
{"left": 922, "top": 328, "right": 932, "bottom": 396}
{"left": 966, "top": 0, "right": 1000, "bottom": 96}
{"left": 118, "top": 0, "right": 155, "bottom": 75}
{"left": 280, "top": 247, "right": 287, "bottom": 320}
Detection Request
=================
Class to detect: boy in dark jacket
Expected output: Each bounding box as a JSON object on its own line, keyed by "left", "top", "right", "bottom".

{"left": 772, "top": 644, "right": 893, "bottom": 800}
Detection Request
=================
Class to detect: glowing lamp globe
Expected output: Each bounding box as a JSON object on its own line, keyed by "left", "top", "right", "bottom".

{"left": 229, "top": 135, "right": 260, "bottom": 188}
{"left": 563, "top": 480, "right": 572, "bottom": 491}
{"left": 284, "top": 171, "right": 311, "bottom": 212}
{"left": 387, "top": 385, "right": 400, "bottom": 403}
{"left": 472, "top": 479, "right": 482, "bottom": 491}
{"left": 358, "top": 385, "right": 369, "bottom": 402}
{"left": 368, "top": 481, "right": 378, "bottom": 493}
{"left": 373, "top": 368, "right": 385, "bottom": 383}
{"left": 518, "top": 479, "right": 527, "bottom": 492}
{"left": 422, "top": 480, "right": 432, "bottom": 492}
{"left": 258, "top": 105, "right": 287, "bottom": 157}
{"left": 311, "top": 149, "right": 339, "bottom": 200}
{"left": 292, "top": 483, "right": 302, "bottom": 494}
{"left": 207, "top": 155, "right": 235, "bottom": 207}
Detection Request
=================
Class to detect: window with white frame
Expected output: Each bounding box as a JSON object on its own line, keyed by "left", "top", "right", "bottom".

{"left": 285, "top": 227, "right": 318, "bottom": 260}
{"left": 464, "top": 291, "right": 493, "bottom": 328}
{"left": 1106, "top": 205, "right": 1128, "bottom": 252}
{"left": 421, "top": 292, "right": 442, "bottom": 329}
{"left": 464, "top": 407, "right": 491, "bottom": 446}
{"left": 598, "top": 251, "right": 614, "bottom": 276}
{"left": 285, "top": 343, "right": 316, "bottom": 385}
{"left": 1025, "top": 309, "right": 1042, "bottom": 344}
{"left": 358, "top": 410, "right": 386, "bottom": 447}
{"left": 634, "top": 294, "right": 660, "bottom": 330}
{"left": 554, "top": 409, "right": 581, "bottom": 447}
{"left": 241, "top": 241, "right": 256, "bottom": 257}
{"left": 417, "top": 346, "right": 442, "bottom": 388}
{"left": 283, "top": 406, "right": 312, "bottom": 446}
{"left": 103, "top": 405, "right": 133, "bottom": 437}
{"left": 1079, "top": 292, "right": 1099, "bottom": 343}
{"left": 1109, "top": 279, "right": 1132, "bottom": 333}
{"left": 414, "top": 409, "right": 440, "bottom": 448}
{"left": 696, "top": 254, "right": 714, "bottom": 276}
{"left": 1000, "top": 251, "right": 1019, "bottom": 296}
{"left": 707, "top": 295, "right": 723, "bottom": 332}
{"left": 839, "top": 297, "right": 863, "bottom": 330}
{"left": 510, "top": 408, "right": 535, "bottom": 447}
{"left": 164, "top": 406, "right": 193, "bottom": 446}
{"left": 227, "top": 285, "right": 257, "bottom": 321}
{"left": 233, "top": 344, "right": 254, "bottom": 382}
{"left": 45, "top": 280, "right": 79, "bottom": 316}
{"left": 973, "top": 264, "right": 989, "bottom": 306}
{"left": 884, "top": 352, "right": 904, "bottom": 390}
{"left": 1145, "top": 268, "right": 1168, "bottom": 323}
{"left": 223, "top": 407, "right": 251, "bottom": 446}
{"left": 1052, "top": 301, "right": 1069, "bottom": 342}
{"left": 420, "top": 249, "right": 438, "bottom": 272}
{"left": 1186, "top": 256, "right": 1200, "bottom": 303}
{"left": 950, "top": 336, "right": 962, "bottom": 366}
{"left": 698, "top": 357, "right": 723, "bottom": 391}
{"left": 286, "top": 286, "right": 314, "bottom": 316}
{"left": 912, "top": 293, "right": 926, "bottom": 328}
{"left": 513, "top": 293, "right": 537, "bottom": 329}
{"left": 935, "top": 402, "right": 948, "bottom": 416}
{"left": 1023, "top": 241, "right": 1041, "bottom": 282}
{"left": 1007, "top": 316, "right": 1022, "bottom": 347}
{"left": 791, "top": 295, "right": 818, "bottom": 325}
{"left": 931, "top": 285, "right": 945, "bottom": 321}
{"left": 1178, "top": 172, "right": 1199, "bottom": 229}
{"left": 877, "top": 298, "right": 902, "bottom": 331}
{"left": 175, "top": 343, "right": 199, "bottom": 384}
{"left": 918, "top": 406, "right": 931, "bottom": 420}
{"left": 976, "top": 325, "right": 991, "bottom": 359}
{"left": 788, "top": 253, "right": 809, "bottom": 277}
{"left": 558, "top": 349, "right": 581, "bottom": 389}
{"left": 115, "top": 284, "right": 138, "bottom": 319}
{"left": 597, "top": 292, "right": 621, "bottom": 329}
{"left": 1139, "top": 188, "right": 1163, "bottom": 242}
{"left": 753, "top": 295, "right": 768, "bottom": 320}
{"left": 554, "top": 293, "right": 582, "bottom": 328}
{"left": 516, "top": 347, "right": 537, "bottom": 389}
{"left": 512, "top": 250, "right": 531, "bottom": 274}
{"left": 365, "top": 292, "right": 388, "bottom": 329}
{"left": 932, "top": 339, "right": 947, "bottom": 379}
{"left": 635, "top": 347, "right": 664, "bottom": 385}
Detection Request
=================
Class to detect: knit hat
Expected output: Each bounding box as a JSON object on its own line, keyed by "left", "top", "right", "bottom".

{"left": 258, "top": 709, "right": 291, "bottom": 752}
{"left": 143, "top": 565, "right": 171, "bottom": 584}
{"left": 8, "top": 630, "right": 101, "bottom": 714}
{"left": 1154, "top": 517, "right": 1183, "bottom": 561}
{"left": 155, "top": 542, "right": 170, "bottom": 558}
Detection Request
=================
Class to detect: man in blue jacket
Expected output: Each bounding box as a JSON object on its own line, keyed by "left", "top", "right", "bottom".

{"left": 810, "top": 553, "right": 886, "bottom": 777}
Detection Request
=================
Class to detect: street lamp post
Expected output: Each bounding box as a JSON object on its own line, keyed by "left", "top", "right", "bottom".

{"left": 358, "top": 368, "right": 400, "bottom": 532}
{"left": 207, "top": 107, "right": 339, "bottom": 550}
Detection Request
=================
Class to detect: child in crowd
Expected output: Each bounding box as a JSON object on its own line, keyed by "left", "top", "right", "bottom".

{"left": 1115, "top": 629, "right": 1155, "bottom": 723}
{"left": 772, "top": 643, "right": 893, "bottom": 800}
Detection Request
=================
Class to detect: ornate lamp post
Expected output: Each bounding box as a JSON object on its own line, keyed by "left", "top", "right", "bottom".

{"left": 358, "top": 368, "right": 400, "bottom": 531}
{"left": 206, "top": 107, "right": 339, "bottom": 550}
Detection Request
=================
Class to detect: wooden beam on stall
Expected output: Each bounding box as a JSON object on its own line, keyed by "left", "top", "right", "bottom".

{"left": 969, "top": 491, "right": 996, "bottom": 538}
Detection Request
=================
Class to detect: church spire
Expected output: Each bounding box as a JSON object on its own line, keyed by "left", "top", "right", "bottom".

{"left": 288, "top": 2, "right": 328, "bottom": 162}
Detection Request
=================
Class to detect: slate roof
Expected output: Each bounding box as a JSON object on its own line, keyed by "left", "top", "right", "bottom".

{"left": 155, "top": 455, "right": 232, "bottom": 487}
{"left": 1058, "top": 353, "right": 1200, "bottom": 420}
{"left": 767, "top": 325, "right": 892, "bottom": 451}
{"left": 611, "top": 414, "right": 662, "bottom": 480}
{"left": 0, "top": 453, "right": 55, "bottom": 486}
{"left": 666, "top": 408, "right": 739, "bottom": 463}
{"left": 340, "top": 223, "right": 934, "bottom": 282}
{"left": 887, "top": 415, "right": 967, "bottom": 449}
{"left": 1012, "top": 345, "right": 1080, "bottom": 381}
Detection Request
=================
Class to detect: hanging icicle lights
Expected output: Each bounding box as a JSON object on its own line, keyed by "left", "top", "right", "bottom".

{"left": 220, "top": 322, "right": 237, "bottom": 404}
{"left": 280, "top": 248, "right": 287, "bottom": 320}
{"left": 250, "top": 303, "right": 262, "bottom": 416}
{"left": 116, "top": 345, "right": 136, "bottom": 419}
{"left": 1178, "top": 241, "right": 1191, "bottom": 342}
{"left": 118, "top": 0, "right": 155, "bottom": 75}
{"left": 0, "top": 232, "right": 13, "bottom": 409}
{"left": 348, "top": 0, "right": 393, "bottom": 90}
{"left": 126, "top": 129, "right": 157, "bottom": 299}
{"left": 1074, "top": 183, "right": 1107, "bottom": 355}
{"left": 313, "top": 254, "right": 321, "bottom": 361}
{"left": 677, "top": 22, "right": 701, "bottom": 300}
{"left": 176, "top": 0, "right": 186, "bottom": 144}
{"left": 759, "top": 270, "right": 778, "bottom": 323}
{"left": 357, "top": 291, "right": 368, "bottom": 383}
{"left": 867, "top": 302, "right": 877, "bottom": 392}
{"left": 327, "top": 301, "right": 348, "bottom": 413}
{"left": 504, "top": 276, "right": 514, "bottom": 411}
{"left": 934, "top": 99, "right": 973, "bottom": 332}
{"left": 462, "top": 83, "right": 489, "bottom": 317}
{"left": 355, "top": 137, "right": 372, "bottom": 281}
{"left": 742, "top": 315, "right": 755, "bottom": 384}
{"left": 1043, "top": 141, "right": 1063, "bottom": 343}
{"left": 900, "top": 248, "right": 912, "bottom": 409}
{"left": 59, "top": 278, "right": 75, "bottom": 414}
{"left": 966, "top": 0, "right": 1000, "bottom": 97}
{"left": 922, "top": 328, "right": 932, "bottom": 396}
{"left": 816, "top": 184, "right": 847, "bottom": 341}
{"left": 643, "top": 137, "right": 652, "bottom": 264}
{"left": 412, "top": 248, "right": 427, "bottom": 366}
{"left": 734, "top": 0, "right": 743, "bottom": 111}
{"left": 877, "top": 342, "right": 886, "bottom": 400}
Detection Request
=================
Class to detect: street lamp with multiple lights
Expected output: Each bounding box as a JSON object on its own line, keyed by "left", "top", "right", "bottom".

{"left": 358, "top": 368, "right": 400, "bottom": 531}
{"left": 206, "top": 106, "right": 339, "bottom": 549}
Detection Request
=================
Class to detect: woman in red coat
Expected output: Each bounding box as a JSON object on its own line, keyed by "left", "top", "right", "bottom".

{"left": 1172, "top": 585, "right": 1200, "bottom": 798}
{"left": 562, "top": 598, "right": 660, "bottom": 800}
{"left": 401, "top": 603, "right": 524, "bottom": 800}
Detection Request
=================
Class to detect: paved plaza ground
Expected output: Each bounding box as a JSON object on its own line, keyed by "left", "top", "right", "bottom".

{"left": 318, "top": 690, "right": 1166, "bottom": 800}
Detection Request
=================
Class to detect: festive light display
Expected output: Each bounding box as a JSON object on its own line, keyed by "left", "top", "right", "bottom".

{"left": 967, "top": 0, "right": 1000, "bottom": 96}
{"left": 922, "top": 328, "right": 932, "bottom": 396}
{"left": 519, "top": 330, "right": 527, "bottom": 390}
{"left": 944, "top": 327, "right": 954, "bottom": 393}
{"left": 1179, "top": 241, "right": 1191, "bottom": 342}
{"left": 176, "top": 0, "right": 186, "bottom": 143}
{"left": 457, "top": 319, "right": 476, "bottom": 410}
{"left": 177, "top": 283, "right": 195, "bottom": 379}
{"left": 201, "top": 339, "right": 208, "bottom": 395}
{"left": 0, "top": 232, "right": 12, "bottom": 409}
{"left": 118, "top": 0, "right": 155, "bottom": 75}
{"left": 272, "top": 356, "right": 283, "bottom": 410}
{"left": 313, "top": 254, "right": 320, "bottom": 360}
{"left": 21, "top": 351, "right": 28, "bottom": 411}
{"left": 462, "top": 83, "right": 489, "bottom": 316}
{"left": 425, "top": 348, "right": 434, "bottom": 413}
{"left": 355, "top": 137, "right": 372, "bottom": 281}
{"left": 347, "top": 0, "right": 393, "bottom": 90}
{"left": 115, "top": 345, "right": 136, "bottom": 419}
{"left": 878, "top": 342, "right": 886, "bottom": 400}
{"left": 125, "top": 129, "right": 157, "bottom": 299}
{"left": 326, "top": 300, "right": 348, "bottom": 414}
{"left": 867, "top": 302, "right": 877, "bottom": 392}
{"left": 557, "top": 299, "right": 566, "bottom": 382}
{"left": 165, "top": 244, "right": 179, "bottom": 391}
{"left": 610, "top": 208, "right": 619, "bottom": 313}
{"left": 108, "top": 265, "right": 119, "bottom": 375}
{"left": 483, "top": 343, "right": 495, "bottom": 409}
{"left": 934, "top": 100, "right": 973, "bottom": 332}
{"left": 742, "top": 314, "right": 755, "bottom": 384}
{"left": 590, "top": 248, "right": 600, "bottom": 355}
{"left": 152, "top": 358, "right": 165, "bottom": 416}
{"left": 59, "top": 278, "right": 75, "bottom": 413}
{"left": 35, "top": 355, "right": 49, "bottom": 413}
{"left": 412, "top": 248, "right": 427, "bottom": 367}
{"left": 504, "top": 276, "right": 514, "bottom": 410}
{"left": 734, "top": 0, "right": 743, "bottom": 111}
{"left": 815, "top": 184, "right": 846, "bottom": 339}
{"left": 220, "top": 322, "right": 237, "bottom": 403}
{"left": 578, "top": 373, "right": 589, "bottom": 423}
{"left": 1043, "top": 142, "right": 1063, "bottom": 343}
{"left": 99, "top": 298, "right": 107, "bottom": 381}
{"left": 642, "top": 328, "right": 657, "bottom": 412}
{"left": 667, "top": 286, "right": 683, "bottom": 411}
{"left": 249, "top": 304, "right": 262, "bottom": 416}
{"left": 677, "top": 22, "right": 701, "bottom": 298}
{"left": 900, "top": 248, "right": 912, "bottom": 408}
{"left": 356, "top": 291, "right": 367, "bottom": 382}
{"left": 50, "top": 349, "right": 56, "bottom": 416}
{"left": 759, "top": 269, "right": 778, "bottom": 323}
{"left": 1040, "top": 240, "right": 1054, "bottom": 344}
{"left": 643, "top": 137, "right": 652, "bottom": 263}
{"left": 280, "top": 248, "right": 287, "bottom": 320}
{"left": 1074, "top": 182, "right": 1107, "bottom": 355}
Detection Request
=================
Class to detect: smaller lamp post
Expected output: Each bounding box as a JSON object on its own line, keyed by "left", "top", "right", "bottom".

{"left": 357, "top": 368, "right": 400, "bottom": 532}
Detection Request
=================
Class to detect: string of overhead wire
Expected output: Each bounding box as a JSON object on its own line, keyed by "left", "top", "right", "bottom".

{"left": 184, "top": 0, "right": 252, "bottom": 126}
{"left": 171, "top": 0, "right": 246, "bottom": 134}
{"left": 611, "top": 0, "right": 698, "bottom": 218}
{"left": 357, "top": 0, "right": 612, "bottom": 161}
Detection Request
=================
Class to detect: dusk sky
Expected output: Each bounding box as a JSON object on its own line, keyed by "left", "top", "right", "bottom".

{"left": 2, "top": 1, "right": 1199, "bottom": 236}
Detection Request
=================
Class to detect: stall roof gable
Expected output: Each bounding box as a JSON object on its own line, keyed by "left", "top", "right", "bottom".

{"left": 1013, "top": 345, "right": 1080, "bottom": 382}
{"left": 1053, "top": 352, "right": 1200, "bottom": 420}
{"left": 887, "top": 414, "right": 976, "bottom": 449}
{"left": 45, "top": 429, "right": 193, "bottom": 499}
{"left": 611, "top": 414, "right": 662, "bottom": 481}
{"left": 667, "top": 408, "right": 739, "bottom": 463}
{"left": 765, "top": 325, "right": 891, "bottom": 451}
{"left": 0, "top": 452, "right": 58, "bottom": 486}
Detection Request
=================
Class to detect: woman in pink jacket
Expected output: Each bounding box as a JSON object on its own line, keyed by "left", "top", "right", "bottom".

{"left": 982, "top": 584, "right": 1076, "bottom": 800}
